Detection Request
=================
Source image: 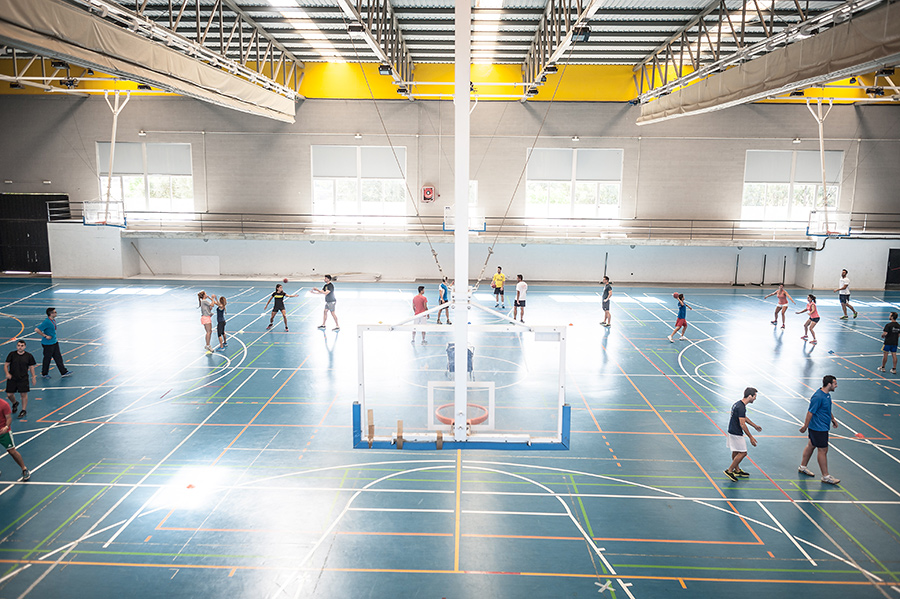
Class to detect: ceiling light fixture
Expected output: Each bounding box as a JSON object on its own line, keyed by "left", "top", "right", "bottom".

{"left": 571, "top": 136, "right": 580, "bottom": 142}
{"left": 792, "top": 137, "right": 801, "bottom": 144}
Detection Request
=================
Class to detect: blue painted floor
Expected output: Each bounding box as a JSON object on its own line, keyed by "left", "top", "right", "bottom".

{"left": 0, "top": 278, "right": 898, "bottom": 598}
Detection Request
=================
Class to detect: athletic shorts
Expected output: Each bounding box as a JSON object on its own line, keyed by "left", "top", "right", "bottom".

{"left": 200, "top": 315, "right": 212, "bottom": 325}
{"left": 439, "top": 298, "right": 449, "bottom": 305}
{"left": 325, "top": 301, "right": 336, "bottom": 312}
{"left": 810, "top": 317, "right": 820, "bottom": 323}
{"left": 675, "top": 318, "right": 687, "bottom": 327}
{"left": 217, "top": 321, "right": 226, "bottom": 337}
{"left": 0, "top": 430, "right": 13, "bottom": 450}
{"left": 602, "top": 300, "right": 610, "bottom": 310}
{"left": 725, "top": 433, "right": 747, "bottom": 453}
{"left": 414, "top": 315, "right": 427, "bottom": 325}
{"left": 5, "top": 377, "right": 29, "bottom": 394}
{"left": 839, "top": 294, "right": 850, "bottom": 304}
{"left": 514, "top": 300, "right": 525, "bottom": 307}
{"left": 808, "top": 429, "right": 829, "bottom": 448}
{"left": 884, "top": 344, "right": 898, "bottom": 353}
{"left": 493, "top": 287, "right": 504, "bottom": 296}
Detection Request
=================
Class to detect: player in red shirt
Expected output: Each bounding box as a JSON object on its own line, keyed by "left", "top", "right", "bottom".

{"left": 412, "top": 286, "right": 429, "bottom": 345}
{"left": 0, "top": 396, "right": 30, "bottom": 481}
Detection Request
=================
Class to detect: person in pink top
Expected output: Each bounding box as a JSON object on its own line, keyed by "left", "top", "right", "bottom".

{"left": 412, "top": 285, "right": 429, "bottom": 345}
{"left": 765, "top": 284, "right": 796, "bottom": 328}
{"left": 797, "top": 294, "right": 820, "bottom": 344}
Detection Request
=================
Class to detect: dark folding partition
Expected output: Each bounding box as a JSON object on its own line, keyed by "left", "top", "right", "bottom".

{"left": 0, "top": 193, "right": 69, "bottom": 273}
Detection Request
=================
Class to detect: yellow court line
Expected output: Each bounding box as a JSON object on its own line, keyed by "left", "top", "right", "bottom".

{"left": 454, "top": 448, "right": 461, "bottom": 572}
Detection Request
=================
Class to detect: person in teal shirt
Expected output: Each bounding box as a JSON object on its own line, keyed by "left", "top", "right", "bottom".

{"left": 798, "top": 375, "right": 839, "bottom": 485}
{"left": 34, "top": 307, "right": 71, "bottom": 379}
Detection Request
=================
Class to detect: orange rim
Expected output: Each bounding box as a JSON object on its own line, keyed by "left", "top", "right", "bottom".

{"left": 435, "top": 403, "right": 488, "bottom": 426}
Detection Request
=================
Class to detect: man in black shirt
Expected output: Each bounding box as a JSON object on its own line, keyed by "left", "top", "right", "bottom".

{"left": 724, "top": 387, "right": 762, "bottom": 482}
{"left": 879, "top": 312, "right": 900, "bottom": 374}
{"left": 4, "top": 339, "right": 37, "bottom": 419}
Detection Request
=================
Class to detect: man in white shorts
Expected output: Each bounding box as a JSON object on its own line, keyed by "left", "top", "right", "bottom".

{"left": 724, "top": 387, "right": 762, "bottom": 481}
{"left": 412, "top": 285, "right": 428, "bottom": 344}
{"left": 513, "top": 274, "right": 527, "bottom": 323}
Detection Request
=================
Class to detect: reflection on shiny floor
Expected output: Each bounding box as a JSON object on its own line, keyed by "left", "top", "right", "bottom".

{"left": 0, "top": 278, "right": 899, "bottom": 598}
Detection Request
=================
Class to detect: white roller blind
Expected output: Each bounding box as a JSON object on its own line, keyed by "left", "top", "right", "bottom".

{"left": 576, "top": 149, "right": 623, "bottom": 181}
{"left": 146, "top": 143, "right": 192, "bottom": 175}
{"left": 97, "top": 142, "right": 144, "bottom": 175}
{"left": 312, "top": 146, "right": 357, "bottom": 178}
{"left": 527, "top": 149, "right": 573, "bottom": 181}
{"left": 794, "top": 150, "right": 843, "bottom": 184}
{"left": 744, "top": 150, "right": 792, "bottom": 183}
{"left": 361, "top": 146, "right": 406, "bottom": 179}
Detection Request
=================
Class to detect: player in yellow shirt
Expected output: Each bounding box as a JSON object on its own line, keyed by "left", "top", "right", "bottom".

{"left": 492, "top": 266, "right": 507, "bottom": 309}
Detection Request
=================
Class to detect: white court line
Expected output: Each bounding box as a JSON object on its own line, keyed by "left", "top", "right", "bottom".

{"left": 101, "top": 368, "right": 260, "bottom": 548}
{"left": 756, "top": 500, "right": 817, "bottom": 566}
{"left": 0, "top": 284, "right": 58, "bottom": 312}
{"left": 461, "top": 510, "right": 568, "bottom": 517}
{"left": 347, "top": 507, "right": 453, "bottom": 514}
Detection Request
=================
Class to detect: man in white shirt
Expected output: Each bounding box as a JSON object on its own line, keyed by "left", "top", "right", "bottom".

{"left": 834, "top": 269, "right": 858, "bottom": 320}
{"left": 513, "top": 274, "right": 527, "bottom": 323}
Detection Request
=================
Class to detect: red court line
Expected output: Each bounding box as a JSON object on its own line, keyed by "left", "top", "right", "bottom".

{"left": 37, "top": 375, "right": 119, "bottom": 422}
{"left": 827, "top": 357, "right": 893, "bottom": 439}
{"left": 212, "top": 356, "right": 309, "bottom": 464}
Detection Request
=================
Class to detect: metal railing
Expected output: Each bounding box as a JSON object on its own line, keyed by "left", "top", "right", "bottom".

{"left": 54, "top": 203, "right": 900, "bottom": 242}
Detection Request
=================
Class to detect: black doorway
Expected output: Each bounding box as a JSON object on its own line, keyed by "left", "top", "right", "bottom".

{"left": 886, "top": 248, "right": 900, "bottom": 289}
{"left": 0, "top": 193, "right": 68, "bottom": 273}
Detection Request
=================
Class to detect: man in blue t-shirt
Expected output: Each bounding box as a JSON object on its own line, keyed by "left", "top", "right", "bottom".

{"left": 724, "top": 387, "right": 762, "bottom": 482}
{"left": 33, "top": 307, "right": 71, "bottom": 379}
{"left": 437, "top": 277, "right": 452, "bottom": 325}
{"left": 799, "top": 375, "right": 840, "bottom": 484}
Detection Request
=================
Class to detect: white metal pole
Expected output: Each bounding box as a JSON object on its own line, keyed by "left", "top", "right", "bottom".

{"left": 453, "top": 0, "right": 471, "bottom": 442}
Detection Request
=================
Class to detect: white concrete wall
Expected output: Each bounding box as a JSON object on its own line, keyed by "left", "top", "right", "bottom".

{"left": 47, "top": 222, "right": 127, "bottom": 278}
{"left": 804, "top": 238, "right": 900, "bottom": 291}
{"left": 121, "top": 234, "right": 800, "bottom": 285}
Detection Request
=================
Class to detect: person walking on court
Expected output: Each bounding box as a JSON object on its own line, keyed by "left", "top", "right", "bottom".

{"left": 34, "top": 307, "right": 71, "bottom": 378}
{"left": 312, "top": 275, "right": 340, "bottom": 331}
{"left": 215, "top": 296, "right": 228, "bottom": 352}
{"left": 667, "top": 293, "right": 692, "bottom": 342}
{"left": 492, "top": 266, "right": 506, "bottom": 309}
{"left": 601, "top": 276, "right": 612, "bottom": 327}
{"left": 879, "top": 312, "right": 900, "bottom": 374}
{"left": 412, "top": 285, "right": 428, "bottom": 344}
{"left": 437, "top": 277, "right": 452, "bottom": 325}
{"left": 0, "top": 395, "right": 30, "bottom": 481}
{"left": 797, "top": 294, "right": 820, "bottom": 344}
{"left": 765, "top": 284, "right": 795, "bottom": 328}
{"left": 799, "top": 375, "right": 841, "bottom": 485}
{"left": 265, "top": 284, "right": 297, "bottom": 331}
{"left": 513, "top": 274, "right": 528, "bottom": 323}
{"left": 724, "top": 387, "right": 762, "bottom": 481}
{"left": 5, "top": 339, "right": 36, "bottom": 419}
{"left": 835, "top": 269, "right": 858, "bottom": 320}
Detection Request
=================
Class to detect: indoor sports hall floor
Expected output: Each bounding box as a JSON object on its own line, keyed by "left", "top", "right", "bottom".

{"left": 0, "top": 277, "right": 898, "bottom": 599}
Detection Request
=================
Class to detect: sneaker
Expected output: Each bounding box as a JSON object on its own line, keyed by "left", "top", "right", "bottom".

{"left": 810, "top": 339, "right": 817, "bottom": 344}
{"left": 735, "top": 469, "right": 750, "bottom": 478}
{"left": 724, "top": 470, "right": 738, "bottom": 482}
{"left": 215, "top": 347, "right": 225, "bottom": 352}
{"left": 839, "top": 315, "right": 848, "bottom": 320}
{"left": 17, "top": 410, "right": 25, "bottom": 419}
{"left": 878, "top": 366, "right": 886, "bottom": 372}
{"left": 822, "top": 474, "right": 841, "bottom": 485}
{"left": 205, "top": 346, "right": 213, "bottom": 352}
{"left": 61, "top": 371, "right": 72, "bottom": 377}
{"left": 436, "top": 321, "right": 442, "bottom": 325}
{"left": 800, "top": 335, "right": 808, "bottom": 340}
{"left": 411, "top": 339, "right": 415, "bottom": 344}
{"left": 223, "top": 343, "right": 228, "bottom": 347}
{"left": 501, "top": 305, "right": 506, "bottom": 309}
{"left": 284, "top": 327, "right": 289, "bottom": 332}
{"left": 799, "top": 465, "right": 815, "bottom": 477}
{"left": 892, "top": 368, "right": 897, "bottom": 374}
{"left": 41, "top": 374, "right": 51, "bottom": 379}
{"left": 21, "top": 469, "right": 30, "bottom": 482}
{"left": 680, "top": 336, "right": 687, "bottom": 341}
{"left": 781, "top": 325, "right": 785, "bottom": 329}
{"left": 771, "top": 320, "right": 777, "bottom": 325}
{"left": 853, "top": 312, "right": 858, "bottom": 319}
{"left": 447, "top": 321, "right": 452, "bottom": 325}
{"left": 266, "top": 323, "right": 273, "bottom": 330}
{"left": 422, "top": 339, "right": 428, "bottom": 345}
{"left": 11, "top": 401, "right": 18, "bottom": 413}
{"left": 668, "top": 336, "right": 674, "bottom": 343}
{"left": 333, "top": 327, "right": 340, "bottom": 331}
{"left": 317, "top": 325, "right": 326, "bottom": 330}
{"left": 494, "top": 303, "right": 499, "bottom": 308}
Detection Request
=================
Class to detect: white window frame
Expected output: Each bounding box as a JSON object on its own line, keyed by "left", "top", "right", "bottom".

{"left": 525, "top": 148, "right": 623, "bottom": 225}
{"left": 311, "top": 145, "right": 408, "bottom": 226}
{"left": 741, "top": 150, "right": 841, "bottom": 227}
{"left": 97, "top": 142, "right": 194, "bottom": 220}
